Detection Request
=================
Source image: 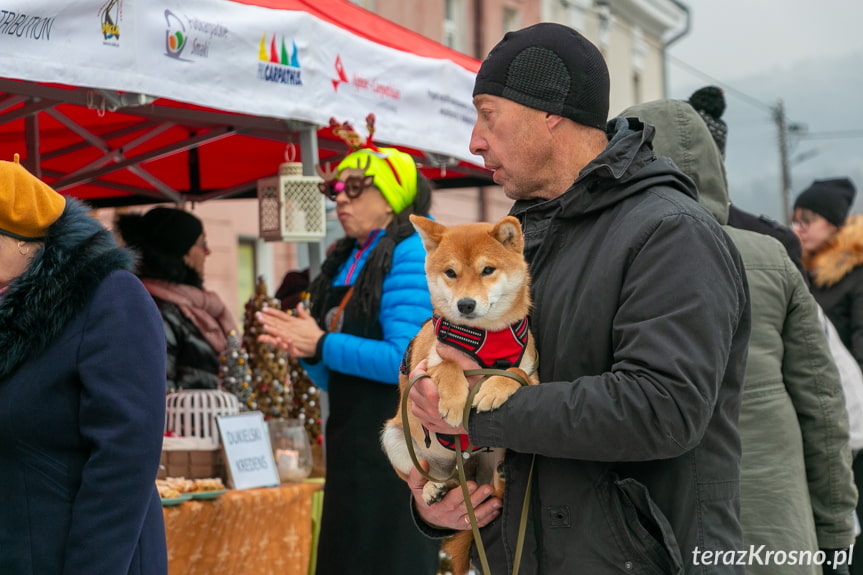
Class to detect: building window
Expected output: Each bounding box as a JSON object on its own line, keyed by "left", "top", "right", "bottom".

{"left": 237, "top": 238, "right": 257, "bottom": 318}
{"left": 349, "top": 0, "right": 375, "bottom": 10}
{"left": 443, "top": 0, "right": 464, "bottom": 50}
{"left": 503, "top": 6, "right": 521, "bottom": 33}
{"left": 632, "top": 71, "right": 642, "bottom": 104}
{"left": 631, "top": 25, "right": 646, "bottom": 72}
{"left": 541, "top": 0, "right": 587, "bottom": 31}
{"left": 597, "top": 2, "right": 612, "bottom": 53}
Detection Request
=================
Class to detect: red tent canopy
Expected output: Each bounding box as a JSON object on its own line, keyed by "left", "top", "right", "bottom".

{"left": 0, "top": 0, "right": 489, "bottom": 207}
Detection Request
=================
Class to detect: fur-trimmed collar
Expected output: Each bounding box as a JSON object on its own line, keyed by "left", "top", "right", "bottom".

{"left": 0, "top": 200, "right": 134, "bottom": 380}
{"left": 807, "top": 214, "right": 863, "bottom": 288}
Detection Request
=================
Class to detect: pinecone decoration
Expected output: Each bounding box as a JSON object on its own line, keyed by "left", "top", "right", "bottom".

{"left": 242, "top": 277, "right": 293, "bottom": 420}
{"left": 219, "top": 330, "right": 256, "bottom": 411}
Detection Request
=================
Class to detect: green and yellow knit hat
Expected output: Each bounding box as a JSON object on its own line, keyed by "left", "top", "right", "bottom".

{"left": 336, "top": 147, "right": 418, "bottom": 215}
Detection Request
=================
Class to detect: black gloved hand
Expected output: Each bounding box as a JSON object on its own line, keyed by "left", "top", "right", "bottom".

{"left": 821, "top": 548, "right": 851, "bottom": 575}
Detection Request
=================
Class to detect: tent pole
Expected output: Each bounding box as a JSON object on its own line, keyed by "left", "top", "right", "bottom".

{"left": 188, "top": 130, "right": 201, "bottom": 194}
{"left": 299, "top": 127, "right": 323, "bottom": 279}
{"left": 25, "top": 112, "right": 40, "bottom": 178}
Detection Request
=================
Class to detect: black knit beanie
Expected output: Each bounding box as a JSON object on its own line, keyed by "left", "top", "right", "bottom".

{"left": 689, "top": 86, "right": 725, "bottom": 120}
{"left": 794, "top": 178, "right": 857, "bottom": 227}
{"left": 118, "top": 206, "right": 203, "bottom": 256}
{"left": 473, "top": 22, "right": 609, "bottom": 130}
{"left": 689, "top": 86, "right": 728, "bottom": 157}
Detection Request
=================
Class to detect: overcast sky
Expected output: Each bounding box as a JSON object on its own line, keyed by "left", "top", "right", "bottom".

{"left": 662, "top": 0, "right": 863, "bottom": 221}
{"left": 667, "top": 0, "right": 863, "bottom": 95}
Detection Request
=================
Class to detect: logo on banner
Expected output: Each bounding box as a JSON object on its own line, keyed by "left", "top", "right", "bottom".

{"left": 332, "top": 55, "right": 349, "bottom": 91}
{"left": 329, "top": 55, "right": 402, "bottom": 106}
{"left": 257, "top": 33, "right": 302, "bottom": 86}
{"left": 164, "top": 10, "right": 187, "bottom": 59}
{"left": 163, "top": 9, "right": 227, "bottom": 61}
{"left": 99, "top": 0, "right": 122, "bottom": 47}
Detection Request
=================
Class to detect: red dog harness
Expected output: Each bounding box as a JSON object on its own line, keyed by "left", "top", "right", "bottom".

{"left": 432, "top": 314, "right": 530, "bottom": 370}
{"left": 416, "top": 315, "right": 530, "bottom": 452}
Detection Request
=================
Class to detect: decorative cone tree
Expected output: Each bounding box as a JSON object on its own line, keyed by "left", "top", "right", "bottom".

{"left": 242, "top": 277, "right": 293, "bottom": 420}
{"left": 286, "top": 354, "right": 322, "bottom": 444}
{"left": 218, "top": 330, "right": 256, "bottom": 411}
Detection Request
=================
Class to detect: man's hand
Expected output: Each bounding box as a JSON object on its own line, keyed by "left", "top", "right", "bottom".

{"left": 409, "top": 460, "right": 501, "bottom": 530}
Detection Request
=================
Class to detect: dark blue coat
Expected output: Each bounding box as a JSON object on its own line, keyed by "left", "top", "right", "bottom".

{"left": 0, "top": 200, "right": 168, "bottom": 574}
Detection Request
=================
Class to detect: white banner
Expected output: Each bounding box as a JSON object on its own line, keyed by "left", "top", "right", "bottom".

{"left": 0, "top": 0, "right": 479, "bottom": 163}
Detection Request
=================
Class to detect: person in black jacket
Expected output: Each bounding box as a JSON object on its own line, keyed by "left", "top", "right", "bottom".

{"left": 407, "top": 23, "right": 751, "bottom": 574}
{"left": 117, "top": 206, "right": 237, "bottom": 391}
{"left": 792, "top": 178, "right": 863, "bottom": 575}
{"left": 793, "top": 178, "right": 861, "bottom": 362}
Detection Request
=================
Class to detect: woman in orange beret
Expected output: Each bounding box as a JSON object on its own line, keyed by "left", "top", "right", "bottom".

{"left": 0, "top": 155, "right": 168, "bottom": 574}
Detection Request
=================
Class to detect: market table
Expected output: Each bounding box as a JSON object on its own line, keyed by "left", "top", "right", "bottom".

{"left": 163, "top": 481, "right": 323, "bottom": 575}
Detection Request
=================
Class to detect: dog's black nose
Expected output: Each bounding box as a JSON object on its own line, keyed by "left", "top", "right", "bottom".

{"left": 457, "top": 298, "right": 476, "bottom": 315}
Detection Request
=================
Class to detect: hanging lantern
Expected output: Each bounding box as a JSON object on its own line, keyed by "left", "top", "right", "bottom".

{"left": 257, "top": 147, "right": 326, "bottom": 242}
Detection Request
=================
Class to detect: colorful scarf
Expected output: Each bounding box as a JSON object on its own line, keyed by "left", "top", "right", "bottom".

{"left": 141, "top": 279, "right": 237, "bottom": 354}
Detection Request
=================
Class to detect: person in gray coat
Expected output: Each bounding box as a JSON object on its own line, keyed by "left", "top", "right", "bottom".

{"left": 407, "top": 23, "right": 751, "bottom": 574}
{"left": 623, "top": 98, "right": 857, "bottom": 575}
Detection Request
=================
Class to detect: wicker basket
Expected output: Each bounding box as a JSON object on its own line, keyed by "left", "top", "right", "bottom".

{"left": 165, "top": 390, "right": 240, "bottom": 449}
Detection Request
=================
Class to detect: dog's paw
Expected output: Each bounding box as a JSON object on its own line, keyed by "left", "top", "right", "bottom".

{"left": 472, "top": 376, "right": 522, "bottom": 412}
{"left": 438, "top": 389, "right": 468, "bottom": 427}
{"left": 422, "top": 481, "right": 449, "bottom": 505}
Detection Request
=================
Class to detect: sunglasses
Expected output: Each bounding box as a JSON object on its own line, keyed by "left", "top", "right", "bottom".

{"left": 317, "top": 174, "right": 374, "bottom": 201}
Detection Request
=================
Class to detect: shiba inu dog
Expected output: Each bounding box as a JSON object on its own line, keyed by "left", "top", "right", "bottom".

{"left": 381, "top": 215, "right": 539, "bottom": 575}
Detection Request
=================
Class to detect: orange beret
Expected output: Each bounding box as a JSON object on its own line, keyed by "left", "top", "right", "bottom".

{"left": 0, "top": 154, "right": 66, "bottom": 240}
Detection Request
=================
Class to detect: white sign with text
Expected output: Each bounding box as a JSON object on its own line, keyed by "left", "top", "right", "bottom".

{"left": 216, "top": 411, "right": 280, "bottom": 490}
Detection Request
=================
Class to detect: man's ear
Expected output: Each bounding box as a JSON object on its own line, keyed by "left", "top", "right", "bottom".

{"left": 545, "top": 113, "right": 564, "bottom": 131}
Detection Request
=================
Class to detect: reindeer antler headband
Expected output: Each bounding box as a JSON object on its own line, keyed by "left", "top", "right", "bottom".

{"left": 316, "top": 113, "right": 418, "bottom": 214}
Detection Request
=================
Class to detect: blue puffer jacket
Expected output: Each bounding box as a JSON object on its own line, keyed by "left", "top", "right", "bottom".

{"left": 306, "top": 225, "right": 440, "bottom": 575}
{"left": 303, "top": 228, "right": 432, "bottom": 388}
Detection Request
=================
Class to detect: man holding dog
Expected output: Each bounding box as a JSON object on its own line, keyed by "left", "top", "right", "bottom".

{"left": 408, "top": 23, "right": 751, "bottom": 574}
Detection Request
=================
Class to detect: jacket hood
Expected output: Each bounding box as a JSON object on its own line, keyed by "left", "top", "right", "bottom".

{"left": 511, "top": 117, "right": 697, "bottom": 219}
{"left": 620, "top": 99, "right": 730, "bottom": 225}
{"left": 808, "top": 214, "right": 863, "bottom": 288}
{"left": 0, "top": 199, "right": 134, "bottom": 380}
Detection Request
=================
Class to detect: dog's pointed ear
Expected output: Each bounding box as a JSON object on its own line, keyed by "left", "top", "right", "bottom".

{"left": 410, "top": 214, "right": 445, "bottom": 251}
{"left": 492, "top": 216, "right": 524, "bottom": 253}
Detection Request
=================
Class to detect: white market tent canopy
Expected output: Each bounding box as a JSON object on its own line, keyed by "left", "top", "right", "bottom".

{"left": 0, "top": 0, "right": 490, "bottom": 206}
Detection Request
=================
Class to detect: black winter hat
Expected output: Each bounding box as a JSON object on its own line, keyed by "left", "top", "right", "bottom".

{"left": 689, "top": 86, "right": 725, "bottom": 120}
{"left": 794, "top": 178, "right": 857, "bottom": 227}
{"left": 473, "top": 22, "right": 609, "bottom": 130}
{"left": 117, "top": 206, "right": 204, "bottom": 256}
{"left": 689, "top": 86, "right": 728, "bottom": 157}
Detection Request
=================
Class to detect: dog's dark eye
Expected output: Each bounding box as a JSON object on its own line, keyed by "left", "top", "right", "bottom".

{"left": 445, "top": 269, "right": 457, "bottom": 279}
{"left": 481, "top": 266, "right": 495, "bottom": 276}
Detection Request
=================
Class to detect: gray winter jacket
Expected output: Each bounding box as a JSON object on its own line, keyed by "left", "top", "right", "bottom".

{"left": 624, "top": 98, "right": 856, "bottom": 574}
{"left": 467, "top": 117, "right": 751, "bottom": 574}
